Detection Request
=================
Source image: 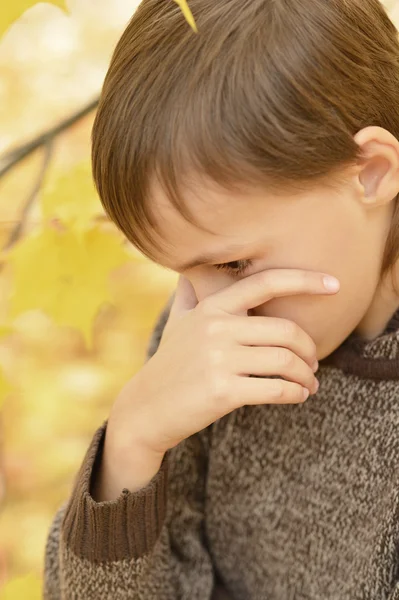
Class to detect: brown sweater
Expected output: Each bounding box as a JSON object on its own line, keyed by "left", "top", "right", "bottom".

{"left": 43, "top": 295, "right": 399, "bottom": 599}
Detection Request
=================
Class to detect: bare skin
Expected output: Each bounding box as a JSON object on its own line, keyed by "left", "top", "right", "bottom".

{"left": 147, "top": 126, "right": 399, "bottom": 359}
{"left": 92, "top": 269, "right": 339, "bottom": 501}
{"left": 92, "top": 125, "right": 399, "bottom": 501}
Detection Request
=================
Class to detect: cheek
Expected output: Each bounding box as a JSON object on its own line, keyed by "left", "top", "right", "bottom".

{"left": 254, "top": 294, "right": 332, "bottom": 334}
{"left": 256, "top": 219, "right": 378, "bottom": 342}
{"left": 251, "top": 294, "right": 336, "bottom": 360}
{"left": 191, "top": 272, "right": 235, "bottom": 302}
{"left": 191, "top": 229, "right": 379, "bottom": 352}
{"left": 255, "top": 270, "right": 376, "bottom": 359}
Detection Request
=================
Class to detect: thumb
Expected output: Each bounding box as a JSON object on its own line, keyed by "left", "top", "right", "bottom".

{"left": 160, "top": 275, "right": 198, "bottom": 345}
{"left": 160, "top": 275, "right": 198, "bottom": 344}
{"left": 168, "top": 274, "right": 198, "bottom": 320}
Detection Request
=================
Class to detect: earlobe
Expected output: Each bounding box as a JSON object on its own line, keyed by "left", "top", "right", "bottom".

{"left": 353, "top": 126, "right": 399, "bottom": 205}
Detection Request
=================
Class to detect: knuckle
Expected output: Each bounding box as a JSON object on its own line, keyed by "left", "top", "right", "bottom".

{"left": 209, "top": 374, "right": 230, "bottom": 403}
{"left": 277, "top": 347, "right": 294, "bottom": 367}
{"left": 270, "top": 380, "right": 284, "bottom": 400}
{"left": 204, "top": 318, "right": 225, "bottom": 338}
{"left": 207, "top": 347, "right": 225, "bottom": 368}
{"left": 196, "top": 298, "right": 213, "bottom": 316}
{"left": 282, "top": 319, "right": 297, "bottom": 339}
{"left": 250, "top": 270, "right": 270, "bottom": 296}
{"left": 258, "top": 270, "right": 271, "bottom": 290}
{"left": 309, "top": 340, "right": 317, "bottom": 357}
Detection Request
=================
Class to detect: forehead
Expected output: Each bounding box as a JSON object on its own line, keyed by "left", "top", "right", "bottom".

{"left": 149, "top": 176, "right": 278, "bottom": 238}
{"left": 145, "top": 173, "right": 341, "bottom": 269}
{"left": 146, "top": 177, "right": 289, "bottom": 268}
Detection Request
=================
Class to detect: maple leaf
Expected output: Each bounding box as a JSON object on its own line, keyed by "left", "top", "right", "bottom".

{"left": 7, "top": 225, "right": 132, "bottom": 348}
{"left": 41, "top": 161, "right": 104, "bottom": 237}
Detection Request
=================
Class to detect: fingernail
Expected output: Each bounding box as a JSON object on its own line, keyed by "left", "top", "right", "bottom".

{"left": 312, "top": 360, "right": 319, "bottom": 372}
{"left": 323, "top": 276, "right": 340, "bottom": 292}
{"left": 303, "top": 388, "right": 310, "bottom": 401}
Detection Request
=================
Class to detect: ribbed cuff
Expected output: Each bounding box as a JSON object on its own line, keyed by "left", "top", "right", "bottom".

{"left": 61, "top": 419, "right": 169, "bottom": 563}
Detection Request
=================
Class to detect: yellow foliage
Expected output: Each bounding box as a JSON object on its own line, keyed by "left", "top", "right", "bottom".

{"left": 0, "top": 572, "right": 42, "bottom": 600}
{"left": 6, "top": 225, "right": 132, "bottom": 348}
{"left": 174, "top": 0, "right": 198, "bottom": 33}
{"left": 0, "top": 0, "right": 178, "bottom": 593}
{"left": 0, "top": 0, "right": 68, "bottom": 37}
{"left": 41, "top": 161, "right": 104, "bottom": 237}
{"left": 0, "top": 325, "right": 14, "bottom": 337}
{"left": 0, "top": 366, "right": 13, "bottom": 410}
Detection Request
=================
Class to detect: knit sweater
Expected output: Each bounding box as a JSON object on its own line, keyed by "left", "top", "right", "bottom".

{"left": 43, "top": 294, "right": 399, "bottom": 600}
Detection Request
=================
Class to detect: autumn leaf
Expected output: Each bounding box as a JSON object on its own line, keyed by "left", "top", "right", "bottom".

{"left": 174, "top": 0, "right": 198, "bottom": 33}
{"left": 41, "top": 161, "right": 104, "bottom": 237}
{"left": 0, "top": 0, "right": 68, "bottom": 38}
{"left": 7, "top": 225, "right": 132, "bottom": 348}
{"left": 0, "top": 572, "right": 42, "bottom": 600}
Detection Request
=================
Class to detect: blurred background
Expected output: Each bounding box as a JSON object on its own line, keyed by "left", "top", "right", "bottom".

{"left": 0, "top": 1, "right": 178, "bottom": 596}
{"left": 0, "top": 0, "right": 398, "bottom": 597}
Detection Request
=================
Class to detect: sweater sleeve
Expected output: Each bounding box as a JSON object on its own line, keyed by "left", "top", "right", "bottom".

{"left": 43, "top": 293, "right": 216, "bottom": 600}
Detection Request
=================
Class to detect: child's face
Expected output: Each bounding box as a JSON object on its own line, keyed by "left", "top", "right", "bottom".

{"left": 148, "top": 133, "right": 399, "bottom": 360}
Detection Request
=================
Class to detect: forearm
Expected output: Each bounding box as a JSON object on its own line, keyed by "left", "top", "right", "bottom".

{"left": 43, "top": 420, "right": 214, "bottom": 600}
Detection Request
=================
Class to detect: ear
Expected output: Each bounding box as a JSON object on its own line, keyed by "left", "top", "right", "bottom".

{"left": 353, "top": 126, "right": 399, "bottom": 206}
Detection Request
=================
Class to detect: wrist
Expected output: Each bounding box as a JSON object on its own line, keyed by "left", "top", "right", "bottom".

{"left": 90, "top": 417, "right": 165, "bottom": 502}
{"left": 92, "top": 438, "right": 164, "bottom": 501}
{"left": 109, "top": 373, "right": 166, "bottom": 456}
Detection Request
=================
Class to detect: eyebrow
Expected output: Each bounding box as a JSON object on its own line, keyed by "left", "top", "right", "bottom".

{"left": 175, "top": 243, "right": 250, "bottom": 271}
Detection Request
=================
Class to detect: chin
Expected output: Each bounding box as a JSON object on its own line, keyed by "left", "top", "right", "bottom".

{"left": 315, "top": 334, "right": 345, "bottom": 361}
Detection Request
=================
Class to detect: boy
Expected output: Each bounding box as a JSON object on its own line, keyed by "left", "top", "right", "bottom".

{"left": 44, "top": 0, "right": 399, "bottom": 597}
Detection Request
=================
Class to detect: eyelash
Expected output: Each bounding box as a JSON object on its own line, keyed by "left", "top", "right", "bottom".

{"left": 214, "top": 259, "right": 253, "bottom": 276}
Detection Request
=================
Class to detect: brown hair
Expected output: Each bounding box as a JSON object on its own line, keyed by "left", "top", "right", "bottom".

{"left": 91, "top": 0, "right": 399, "bottom": 281}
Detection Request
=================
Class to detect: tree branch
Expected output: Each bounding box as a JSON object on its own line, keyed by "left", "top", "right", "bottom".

{"left": 0, "top": 96, "right": 99, "bottom": 179}
{"left": 0, "top": 95, "right": 101, "bottom": 258}
{"left": 2, "top": 139, "right": 54, "bottom": 252}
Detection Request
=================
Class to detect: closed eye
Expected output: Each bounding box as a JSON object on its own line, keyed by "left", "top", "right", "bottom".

{"left": 213, "top": 259, "right": 253, "bottom": 276}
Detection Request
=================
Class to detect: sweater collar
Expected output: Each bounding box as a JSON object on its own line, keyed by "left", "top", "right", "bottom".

{"left": 319, "top": 307, "right": 399, "bottom": 379}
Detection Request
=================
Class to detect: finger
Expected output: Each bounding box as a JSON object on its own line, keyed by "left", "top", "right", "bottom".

{"left": 232, "top": 316, "right": 317, "bottom": 369}
{"left": 207, "top": 269, "right": 340, "bottom": 315}
{"left": 230, "top": 376, "right": 309, "bottom": 407}
{"left": 232, "top": 346, "right": 317, "bottom": 393}
{"left": 168, "top": 275, "right": 198, "bottom": 321}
